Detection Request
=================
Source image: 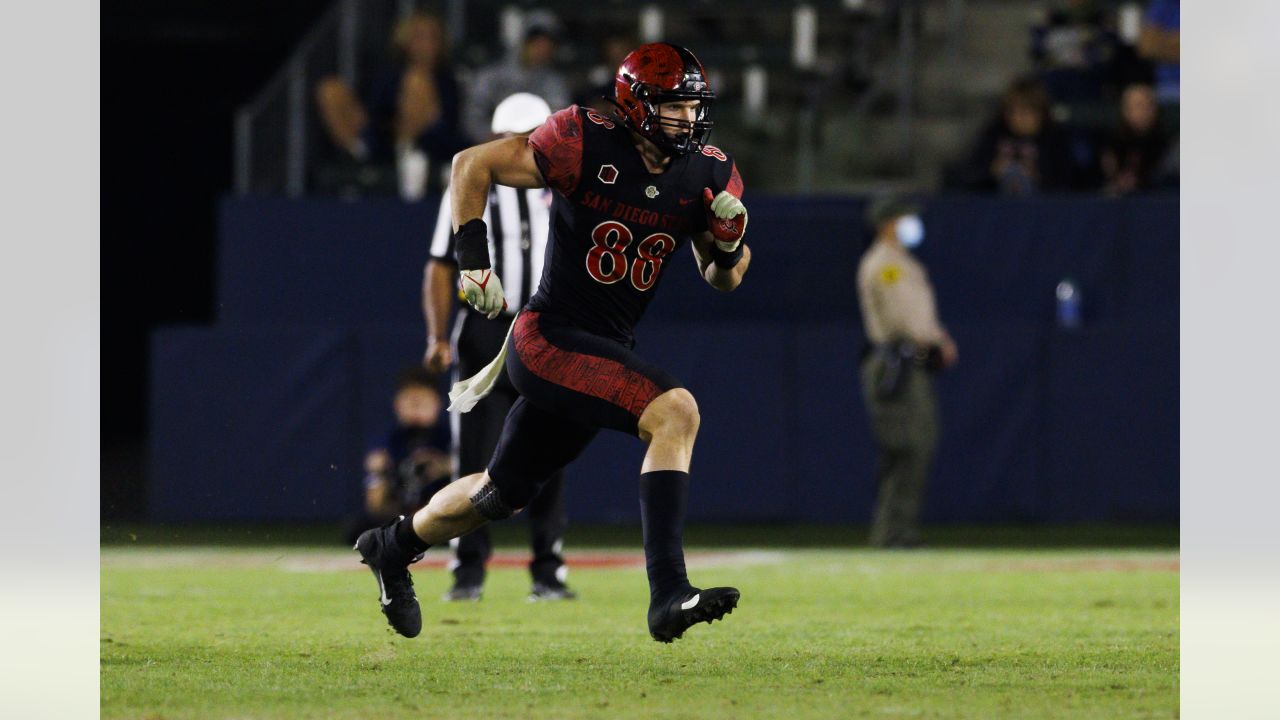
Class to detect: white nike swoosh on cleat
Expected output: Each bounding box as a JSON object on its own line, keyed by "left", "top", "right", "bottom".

{"left": 377, "top": 570, "right": 392, "bottom": 606}
{"left": 681, "top": 594, "right": 700, "bottom": 610}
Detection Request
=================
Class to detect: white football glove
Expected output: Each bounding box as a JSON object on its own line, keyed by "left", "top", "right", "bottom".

{"left": 459, "top": 269, "right": 508, "bottom": 320}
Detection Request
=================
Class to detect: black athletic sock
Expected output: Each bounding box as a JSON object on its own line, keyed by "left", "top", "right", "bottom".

{"left": 393, "top": 515, "right": 430, "bottom": 558}
{"left": 639, "top": 470, "right": 692, "bottom": 602}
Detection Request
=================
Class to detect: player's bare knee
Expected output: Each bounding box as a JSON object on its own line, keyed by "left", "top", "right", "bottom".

{"left": 646, "top": 388, "right": 700, "bottom": 441}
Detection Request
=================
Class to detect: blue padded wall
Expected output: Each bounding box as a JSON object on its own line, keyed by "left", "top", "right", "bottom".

{"left": 148, "top": 194, "right": 1178, "bottom": 523}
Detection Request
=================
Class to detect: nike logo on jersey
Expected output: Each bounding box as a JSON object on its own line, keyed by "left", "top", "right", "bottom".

{"left": 681, "top": 593, "right": 701, "bottom": 610}
{"left": 678, "top": 197, "right": 694, "bottom": 206}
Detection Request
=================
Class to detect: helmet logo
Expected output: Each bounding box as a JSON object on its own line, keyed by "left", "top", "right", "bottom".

{"left": 645, "top": 185, "right": 659, "bottom": 199}
{"left": 598, "top": 164, "right": 619, "bottom": 185}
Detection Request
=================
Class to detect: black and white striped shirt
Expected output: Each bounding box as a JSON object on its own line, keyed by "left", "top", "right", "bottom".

{"left": 429, "top": 186, "right": 552, "bottom": 317}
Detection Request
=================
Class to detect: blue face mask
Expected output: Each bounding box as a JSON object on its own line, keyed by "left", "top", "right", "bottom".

{"left": 896, "top": 214, "right": 925, "bottom": 249}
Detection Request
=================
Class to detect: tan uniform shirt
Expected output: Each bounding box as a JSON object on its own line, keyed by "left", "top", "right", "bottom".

{"left": 857, "top": 240, "right": 947, "bottom": 346}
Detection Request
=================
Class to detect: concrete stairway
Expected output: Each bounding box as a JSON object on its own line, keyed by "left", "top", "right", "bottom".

{"left": 815, "top": 0, "right": 1038, "bottom": 193}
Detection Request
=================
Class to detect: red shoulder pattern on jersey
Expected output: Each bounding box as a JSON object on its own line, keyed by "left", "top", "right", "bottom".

{"left": 528, "top": 105, "right": 584, "bottom": 197}
{"left": 726, "top": 161, "right": 744, "bottom": 199}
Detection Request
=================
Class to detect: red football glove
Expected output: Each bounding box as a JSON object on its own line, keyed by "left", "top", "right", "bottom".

{"left": 702, "top": 187, "right": 748, "bottom": 251}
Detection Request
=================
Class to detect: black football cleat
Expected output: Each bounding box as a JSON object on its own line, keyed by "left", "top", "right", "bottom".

{"left": 528, "top": 580, "right": 578, "bottom": 602}
{"left": 354, "top": 522, "right": 423, "bottom": 638}
{"left": 647, "top": 586, "right": 740, "bottom": 643}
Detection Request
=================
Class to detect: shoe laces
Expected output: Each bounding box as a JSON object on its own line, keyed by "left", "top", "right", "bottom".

{"left": 384, "top": 565, "right": 417, "bottom": 601}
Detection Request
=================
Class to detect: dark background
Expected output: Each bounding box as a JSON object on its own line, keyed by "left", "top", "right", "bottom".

{"left": 103, "top": 1, "right": 331, "bottom": 518}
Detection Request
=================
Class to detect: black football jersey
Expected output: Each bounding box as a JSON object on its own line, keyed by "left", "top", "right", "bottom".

{"left": 526, "top": 105, "right": 743, "bottom": 345}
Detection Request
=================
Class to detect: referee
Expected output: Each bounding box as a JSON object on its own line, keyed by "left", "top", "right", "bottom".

{"left": 423, "top": 93, "right": 576, "bottom": 602}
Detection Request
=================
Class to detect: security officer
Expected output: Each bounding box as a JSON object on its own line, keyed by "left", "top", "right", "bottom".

{"left": 424, "top": 93, "right": 576, "bottom": 601}
{"left": 856, "top": 195, "right": 957, "bottom": 548}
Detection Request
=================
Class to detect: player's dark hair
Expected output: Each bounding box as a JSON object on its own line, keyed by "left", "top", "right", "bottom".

{"left": 395, "top": 366, "right": 438, "bottom": 393}
{"left": 1002, "top": 76, "right": 1049, "bottom": 118}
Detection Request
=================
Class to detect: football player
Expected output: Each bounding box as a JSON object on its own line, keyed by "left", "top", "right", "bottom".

{"left": 356, "top": 43, "right": 751, "bottom": 643}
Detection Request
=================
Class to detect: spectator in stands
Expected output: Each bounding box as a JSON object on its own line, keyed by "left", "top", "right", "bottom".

{"left": 341, "top": 367, "right": 452, "bottom": 546}
{"left": 462, "top": 12, "right": 572, "bottom": 143}
{"left": 1030, "top": 0, "right": 1116, "bottom": 102}
{"left": 1137, "top": 0, "right": 1179, "bottom": 104}
{"left": 1100, "top": 83, "right": 1169, "bottom": 194}
{"left": 315, "top": 11, "right": 469, "bottom": 196}
{"left": 963, "top": 77, "right": 1076, "bottom": 194}
{"left": 577, "top": 34, "right": 635, "bottom": 116}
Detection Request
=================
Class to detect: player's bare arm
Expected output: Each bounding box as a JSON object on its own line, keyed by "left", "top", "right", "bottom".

{"left": 691, "top": 232, "right": 751, "bottom": 292}
{"left": 449, "top": 136, "right": 544, "bottom": 230}
{"left": 447, "top": 136, "right": 544, "bottom": 319}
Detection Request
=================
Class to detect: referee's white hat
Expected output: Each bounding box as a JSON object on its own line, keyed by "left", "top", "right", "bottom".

{"left": 491, "top": 92, "right": 553, "bottom": 135}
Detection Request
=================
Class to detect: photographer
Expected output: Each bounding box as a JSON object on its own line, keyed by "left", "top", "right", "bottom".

{"left": 342, "top": 367, "right": 452, "bottom": 546}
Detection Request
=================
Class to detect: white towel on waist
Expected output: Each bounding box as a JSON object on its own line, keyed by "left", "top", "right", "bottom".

{"left": 448, "top": 311, "right": 518, "bottom": 413}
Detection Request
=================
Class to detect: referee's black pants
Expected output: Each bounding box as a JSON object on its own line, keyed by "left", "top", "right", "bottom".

{"left": 451, "top": 310, "right": 568, "bottom": 589}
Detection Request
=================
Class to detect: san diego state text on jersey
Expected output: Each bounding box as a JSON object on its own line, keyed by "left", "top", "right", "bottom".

{"left": 526, "top": 105, "right": 744, "bottom": 344}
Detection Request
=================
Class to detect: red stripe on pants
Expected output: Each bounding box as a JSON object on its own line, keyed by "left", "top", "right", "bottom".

{"left": 513, "top": 312, "right": 661, "bottom": 420}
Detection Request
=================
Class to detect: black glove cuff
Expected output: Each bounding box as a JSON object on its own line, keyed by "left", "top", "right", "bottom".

{"left": 711, "top": 242, "right": 743, "bottom": 269}
{"left": 454, "top": 218, "right": 492, "bottom": 270}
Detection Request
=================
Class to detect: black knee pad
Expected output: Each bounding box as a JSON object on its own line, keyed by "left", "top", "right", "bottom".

{"left": 469, "top": 480, "right": 519, "bottom": 521}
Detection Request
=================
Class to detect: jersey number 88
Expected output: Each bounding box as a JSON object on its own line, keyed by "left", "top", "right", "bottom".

{"left": 586, "top": 221, "right": 676, "bottom": 292}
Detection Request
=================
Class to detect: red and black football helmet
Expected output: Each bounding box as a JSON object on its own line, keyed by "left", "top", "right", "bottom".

{"left": 613, "top": 43, "right": 715, "bottom": 156}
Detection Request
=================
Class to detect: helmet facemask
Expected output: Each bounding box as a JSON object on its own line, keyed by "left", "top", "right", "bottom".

{"left": 640, "top": 90, "right": 711, "bottom": 154}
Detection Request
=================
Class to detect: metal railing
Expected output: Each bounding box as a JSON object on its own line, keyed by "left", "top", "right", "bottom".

{"left": 233, "top": 0, "right": 955, "bottom": 196}
{"left": 235, "top": 0, "right": 414, "bottom": 196}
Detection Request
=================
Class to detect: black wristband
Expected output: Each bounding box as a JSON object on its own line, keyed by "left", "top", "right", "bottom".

{"left": 711, "top": 242, "right": 743, "bottom": 269}
{"left": 454, "top": 218, "right": 491, "bottom": 270}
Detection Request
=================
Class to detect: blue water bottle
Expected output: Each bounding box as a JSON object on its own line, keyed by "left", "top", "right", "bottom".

{"left": 1056, "top": 278, "right": 1082, "bottom": 330}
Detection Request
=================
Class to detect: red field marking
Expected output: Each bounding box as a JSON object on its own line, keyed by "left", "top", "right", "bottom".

{"left": 967, "top": 557, "right": 1180, "bottom": 573}
{"left": 96, "top": 549, "right": 783, "bottom": 573}
{"left": 416, "top": 551, "right": 646, "bottom": 569}
{"left": 102, "top": 548, "right": 1176, "bottom": 574}
{"left": 996, "top": 557, "right": 1180, "bottom": 573}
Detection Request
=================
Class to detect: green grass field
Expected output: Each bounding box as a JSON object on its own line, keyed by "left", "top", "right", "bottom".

{"left": 101, "top": 526, "right": 1178, "bottom": 719}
